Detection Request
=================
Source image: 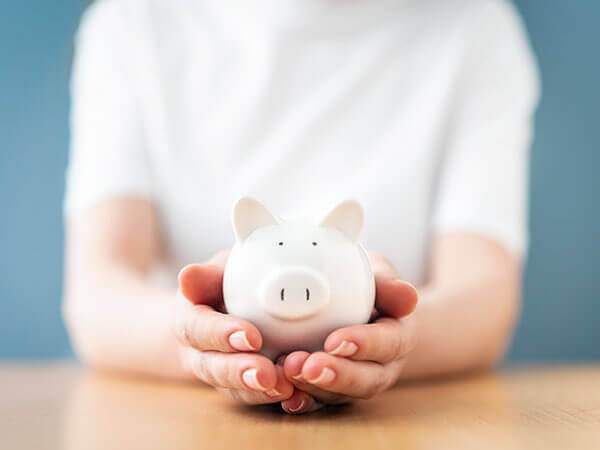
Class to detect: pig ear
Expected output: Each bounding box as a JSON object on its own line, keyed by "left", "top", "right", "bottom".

{"left": 319, "top": 200, "right": 364, "bottom": 243}
{"left": 232, "top": 197, "right": 279, "bottom": 242}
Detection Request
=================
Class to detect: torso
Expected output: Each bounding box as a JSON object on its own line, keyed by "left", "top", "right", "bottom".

{"left": 115, "top": 0, "right": 489, "bottom": 284}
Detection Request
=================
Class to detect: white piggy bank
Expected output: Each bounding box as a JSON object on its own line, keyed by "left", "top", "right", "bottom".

{"left": 223, "top": 197, "right": 375, "bottom": 360}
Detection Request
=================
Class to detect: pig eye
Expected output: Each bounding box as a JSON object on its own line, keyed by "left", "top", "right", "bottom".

{"left": 278, "top": 242, "right": 284, "bottom": 246}
{"left": 312, "top": 242, "right": 317, "bottom": 246}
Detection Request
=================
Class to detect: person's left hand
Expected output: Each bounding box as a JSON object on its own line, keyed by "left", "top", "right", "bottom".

{"left": 279, "top": 252, "right": 419, "bottom": 414}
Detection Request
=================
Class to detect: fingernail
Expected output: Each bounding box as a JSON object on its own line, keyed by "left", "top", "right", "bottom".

{"left": 229, "top": 331, "right": 256, "bottom": 351}
{"left": 306, "top": 367, "right": 336, "bottom": 386}
{"left": 328, "top": 341, "right": 358, "bottom": 357}
{"left": 395, "top": 278, "right": 415, "bottom": 289}
{"left": 266, "top": 388, "right": 282, "bottom": 397}
{"left": 288, "top": 399, "right": 306, "bottom": 413}
{"left": 242, "top": 368, "right": 266, "bottom": 391}
{"left": 292, "top": 373, "right": 304, "bottom": 381}
{"left": 177, "top": 264, "right": 192, "bottom": 284}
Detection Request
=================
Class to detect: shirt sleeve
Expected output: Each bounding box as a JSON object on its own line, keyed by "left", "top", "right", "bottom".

{"left": 431, "top": 1, "right": 540, "bottom": 258}
{"left": 64, "top": 0, "right": 153, "bottom": 216}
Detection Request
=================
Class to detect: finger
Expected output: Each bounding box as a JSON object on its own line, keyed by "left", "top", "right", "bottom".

{"left": 184, "top": 348, "right": 287, "bottom": 397}
{"left": 178, "top": 263, "right": 224, "bottom": 307}
{"left": 206, "top": 249, "right": 230, "bottom": 265}
{"left": 273, "top": 364, "right": 296, "bottom": 400}
{"left": 369, "top": 251, "right": 400, "bottom": 275}
{"left": 281, "top": 390, "right": 324, "bottom": 414}
{"left": 218, "top": 365, "right": 294, "bottom": 404}
{"left": 298, "top": 352, "right": 393, "bottom": 399}
{"left": 368, "top": 252, "right": 419, "bottom": 318}
{"left": 175, "top": 301, "right": 262, "bottom": 352}
{"left": 217, "top": 388, "right": 287, "bottom": 406}
{"left": 374, "top": 273, "right": 418, "bottom": 318}
{"left": 282, "top": 352, "right": 352, "bottom": 404}
{"left": 323, "top": 315, "right": 417, "bottom": 363}
{"left": 216, "top": 387, "right": 273, "bottom": 405}
{"left": 218, "top": 388, "right": 280, "bottom": 406}
{"left": 282, "top": 351, "right": 311, "bottom": 383}
{"left": 276, "top": 354, "right": 288, "bottom": 366}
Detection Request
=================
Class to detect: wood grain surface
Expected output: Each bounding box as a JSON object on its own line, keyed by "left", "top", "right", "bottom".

{"left": 1, "top": 363, "right": 599, "bottom": 450}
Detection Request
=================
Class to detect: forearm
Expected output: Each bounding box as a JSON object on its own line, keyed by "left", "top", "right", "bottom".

{"left": 63, "top": 261, "right": 184, "bottom": 379}
{"left": 400, "top": 280, "right": 519, "bottom": 379}
{"left": 63, "top": 199, "right": 186, "bottom": 379}
{"left": 400, "top": 234, "right": 522, "bottom": 380}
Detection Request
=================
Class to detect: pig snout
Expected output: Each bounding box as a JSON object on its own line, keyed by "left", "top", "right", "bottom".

{"left": 259, "top": 266, "right": 330, "bottom": 320}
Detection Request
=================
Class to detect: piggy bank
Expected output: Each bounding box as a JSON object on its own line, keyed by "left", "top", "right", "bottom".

{"left": 223, "top": 197, "right": 375, "bottom": 360}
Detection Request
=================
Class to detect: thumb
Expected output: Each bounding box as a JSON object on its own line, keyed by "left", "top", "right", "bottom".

{"left": 369, "top": 252, "right": 419, "bottom": 319}
{"left": 369, "top": 252, "right": 418, "bottom": 319}
{"left": 374, "top": 273, "right": 418, "bottom": 319}
{"left": 178, "top": 263, "right": 224, "bottom": 306}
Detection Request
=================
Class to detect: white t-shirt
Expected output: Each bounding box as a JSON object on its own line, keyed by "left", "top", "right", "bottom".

{"left": 65, "top": 0, "right": 539, "bottom": 285}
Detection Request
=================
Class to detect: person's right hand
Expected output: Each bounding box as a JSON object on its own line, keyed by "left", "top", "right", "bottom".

{"left": 175, "top": 251, "right": 294, "bottom": 405}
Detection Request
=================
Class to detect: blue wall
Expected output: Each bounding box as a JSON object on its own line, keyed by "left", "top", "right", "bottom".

{"left": 1, "top": 1, "right": 82, "bottom": 358}
{"left": 0, "top": 1, "right": 598, "bottom": 360}
{"left": 509, "top": 0, "right": 600, "bottom": 360}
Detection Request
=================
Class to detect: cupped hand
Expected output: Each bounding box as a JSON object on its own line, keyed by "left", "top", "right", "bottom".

{"left": 175, "top": 251, "right": 294, "bottom": 405}
{"left": 280, "top": 252, "right": 418, "bottom": 414}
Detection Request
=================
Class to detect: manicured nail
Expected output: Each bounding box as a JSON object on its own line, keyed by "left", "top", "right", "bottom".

{"left": 229, "top": 331, "right": 256, "bottom": 351}
{"left": 288, "top": 399, "right": 306, "bottom": 413}
{"left": 395, "top": 278, "right": 416, "bottom": 290}
{"left": 242, "top": 368, "right": 266, "bottom": 391}
{"left": 177, "top": 264, "right": 192, "bottom": 284}
{"left": 266, "top": 388, "right": 282, "bottom": 397}
{"left": 306, "top": 367, "right": 336, "bottom": 386}
{"left": 328, "top": 341, "right": 358, "bottom": 357}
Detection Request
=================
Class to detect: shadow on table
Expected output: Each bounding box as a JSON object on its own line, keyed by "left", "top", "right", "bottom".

{"left": 243, "top": 371, "right": 512, "bottom": 420}
{"left": 60, "top": 370, "right": 522, "bottom": 450}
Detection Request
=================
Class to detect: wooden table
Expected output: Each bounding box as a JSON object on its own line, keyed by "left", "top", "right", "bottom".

{"left": 2, "top": 363, "right": 599, "bottom": 449}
